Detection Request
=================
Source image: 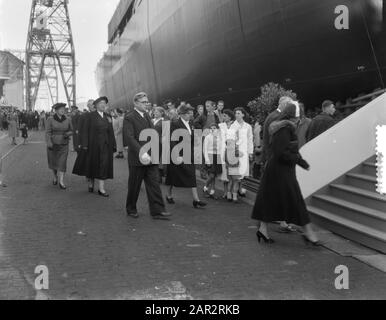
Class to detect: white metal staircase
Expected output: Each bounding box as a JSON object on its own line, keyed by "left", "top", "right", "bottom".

{"left": 297, "top": 93, "right": 386, "bottom": 253}
{"left": 307, "top": 156, "right": 386, "bottom": 253}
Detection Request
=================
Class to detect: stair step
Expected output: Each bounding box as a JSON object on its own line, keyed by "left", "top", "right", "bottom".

{"left": 312, "top": 194, "right": 386, "bottom": 231}
{"left": 308, "top": 206, "right": 386, "bottom": 253}
{"left": 330, "top": 184, "right": 386, "bottom": 211}
{"left": 346, "top": 173, "right": 377, "bottom": 191}
{"left": 362, "top": 162, "right": 376, "bottom": 176}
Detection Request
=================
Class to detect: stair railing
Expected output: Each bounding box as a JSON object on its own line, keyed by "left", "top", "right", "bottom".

{"left": 298, "top": 93, "right": 386, "bottom": 199}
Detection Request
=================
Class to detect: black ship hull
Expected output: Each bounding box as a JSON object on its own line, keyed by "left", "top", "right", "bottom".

{"left": 96, "top": 0, "right": 385, "bottom": 109}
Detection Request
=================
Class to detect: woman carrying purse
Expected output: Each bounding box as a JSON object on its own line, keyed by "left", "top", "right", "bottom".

{"left": 46, "top": 103, "right": 73, "bottom": 190}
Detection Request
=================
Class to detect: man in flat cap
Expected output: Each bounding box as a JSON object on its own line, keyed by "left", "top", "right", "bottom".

{"left": 306, "top": 100, "right": 336, "bottom": 142}
{"left": 123, "top": 92, "right": 171, "bottom": 220}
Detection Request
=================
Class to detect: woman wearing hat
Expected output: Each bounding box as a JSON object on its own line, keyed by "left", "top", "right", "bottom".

{"left": 46, "top": 103, "right": 73, "bottom": 189}
{"left": 165, "top": 105, "right": 207, "bottom": 209}
{"left": 251, "top": 103, "right": 321, "bottom": 246}
{"left": 83, "top": 97, "right": 116, "bottom": 197}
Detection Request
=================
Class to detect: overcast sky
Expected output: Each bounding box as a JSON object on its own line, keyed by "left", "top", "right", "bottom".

{"left": 0, "top": 0, "right": 120, "bottom": 106}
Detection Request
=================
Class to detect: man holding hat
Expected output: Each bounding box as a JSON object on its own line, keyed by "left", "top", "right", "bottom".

{"left": 123, "top": 92, "right": 171, "bottom": 220}
{"left": 306, "top": 100, "right": 336, "bottom": 142}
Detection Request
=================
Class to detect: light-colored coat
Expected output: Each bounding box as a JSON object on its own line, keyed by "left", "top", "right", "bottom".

{"left": 8, "top": 114, "right": 19, "bottom": 138}
{"left": 228, "top": 121, "right": 254, "bottom": 178}
{"left": 113, "top": 116, "right": 124, "bottom": 152}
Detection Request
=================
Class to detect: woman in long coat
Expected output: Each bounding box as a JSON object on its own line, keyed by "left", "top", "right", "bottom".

{"left": 83, "top": 97, "right": 116, "bottom": 197}
{"left": 72, "top": 100, "right": 95, "bottom": 177}
{"left": 251, "top": 103, "right": 321, "bottom": 245}
{"left": 8, "top": 111, "right": 19, "bottom": 145}
{"left": 46, "top": 103, "right": 73, "bottom": 189}
{"left": 165, "top": 105, "right": 206, "bottom": 209}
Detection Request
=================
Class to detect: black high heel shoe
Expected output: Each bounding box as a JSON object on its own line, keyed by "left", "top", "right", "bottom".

{"left": 193, "top": 200, "right": 207, "bottom": 208}
{"left": 59, "top": 183, "right": 67, "bottom": 190}
{"left": 256, "top": 231, "right": 275, "bottom": 244}
{"left": 166, "top": 196, "right": 175, "bottom": 204}
{"left": 53, "top": 179, "right": 58, "bottom": 186}
{"left": 98, "top": 190, "right": 109, "bottom": 198}
{"left": 302, "top": 235, "right": 322, "bottom": 247}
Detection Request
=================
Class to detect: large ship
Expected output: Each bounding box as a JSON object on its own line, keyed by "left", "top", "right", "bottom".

{"left": 96, "top": 0, "right": 385, "bottom": 109}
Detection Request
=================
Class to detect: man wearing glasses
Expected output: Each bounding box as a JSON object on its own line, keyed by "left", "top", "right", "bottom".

{"left": 123, "top": 92, "right": 171, "bottom": 220}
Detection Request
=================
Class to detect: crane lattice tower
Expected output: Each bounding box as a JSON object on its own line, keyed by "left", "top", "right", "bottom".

{"left": 25, "top": 0, "right": 76, "bottom": 110}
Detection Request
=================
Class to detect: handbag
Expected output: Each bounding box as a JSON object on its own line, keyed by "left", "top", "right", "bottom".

{"left": 225, "top": 146, "right": 240, "bottom": 168}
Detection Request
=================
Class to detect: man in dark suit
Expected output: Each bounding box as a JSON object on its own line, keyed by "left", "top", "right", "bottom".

{"left": 306, "top": 100, "right": 336, "bottom": 142}
{"left": 123, "top": 92, "right": 171, "bottom": 220}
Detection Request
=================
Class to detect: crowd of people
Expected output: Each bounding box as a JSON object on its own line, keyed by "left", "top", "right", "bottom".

{"left": 1, "top": 92, "right": 342, "bottom": 245}
{"left": 0, "top": 109, "right": 55, "bottom": 145}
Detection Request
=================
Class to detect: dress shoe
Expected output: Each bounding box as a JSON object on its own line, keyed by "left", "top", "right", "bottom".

{"left": 127, "top": 212, "right": 139, "bottom": 219}
{"left": 193, "top": 200, "right": 207, "bottom": 208}
{"left": 256, "top": 231, "right": 275, "bottom": 244}
{"left": 59, "top": 183, "right": 67, "bottom": 190}
{"left": 152, "top": 212, "right": 172, "bottom": 220}
{"left": 238, "top": 190, "right": 247, "bottom": 198}
{"left": 208, "top": 193, "right": 218, "bottom": 200}
{"left": 166, "top": 196, "right": 175, "bottom": 204}
{"left": 53, "top": 179, "right": 58, "bottom": 186}
{"left": 98, "top": 190, "right": 109, "bottom": 198}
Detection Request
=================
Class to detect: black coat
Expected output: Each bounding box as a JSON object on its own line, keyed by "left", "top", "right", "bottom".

{"left": 81, "top": 111, "right": 116, "bottom": 180}
{"left": 165, "top": 118, "right": 197, "bottom": 188}
{"left": 154, "top": 119, "right": 164, "bottom": 162}
{"left": 261, "top": 109, "right": 281, "bottom": 163}
{"left": 193, "top": 113, "right": 220, "bottom": 130}
{"left": 73, "top": 112, "right": 91, "bottom": 176}
{"left": 251, "top": 122, "right": 310, "bottom": 226}
{"left": 71, "top": 112, "right": 81, "bottom": 152}
{"left": 306, "top": 112, "right": 336, "bottom": 142}
{"left": 123, "top": 110, "right": 157, "bottom": 167}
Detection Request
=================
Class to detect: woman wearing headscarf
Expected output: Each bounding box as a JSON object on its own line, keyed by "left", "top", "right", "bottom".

{"left": 251, "top": 103, "right": 321, "bottom": 246}
{"left": 165, "top": 105, "right": 207, "bottom": 209}
{"left": 83, "top": 97, "right": 116, "bottom": 197}
{"left": 46, "top": 103, "right": 73, "bottom": 189}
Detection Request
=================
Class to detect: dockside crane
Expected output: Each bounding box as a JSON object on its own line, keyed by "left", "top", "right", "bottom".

{"left": 25, "top": 0, "right": 76, "bottom": 110}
